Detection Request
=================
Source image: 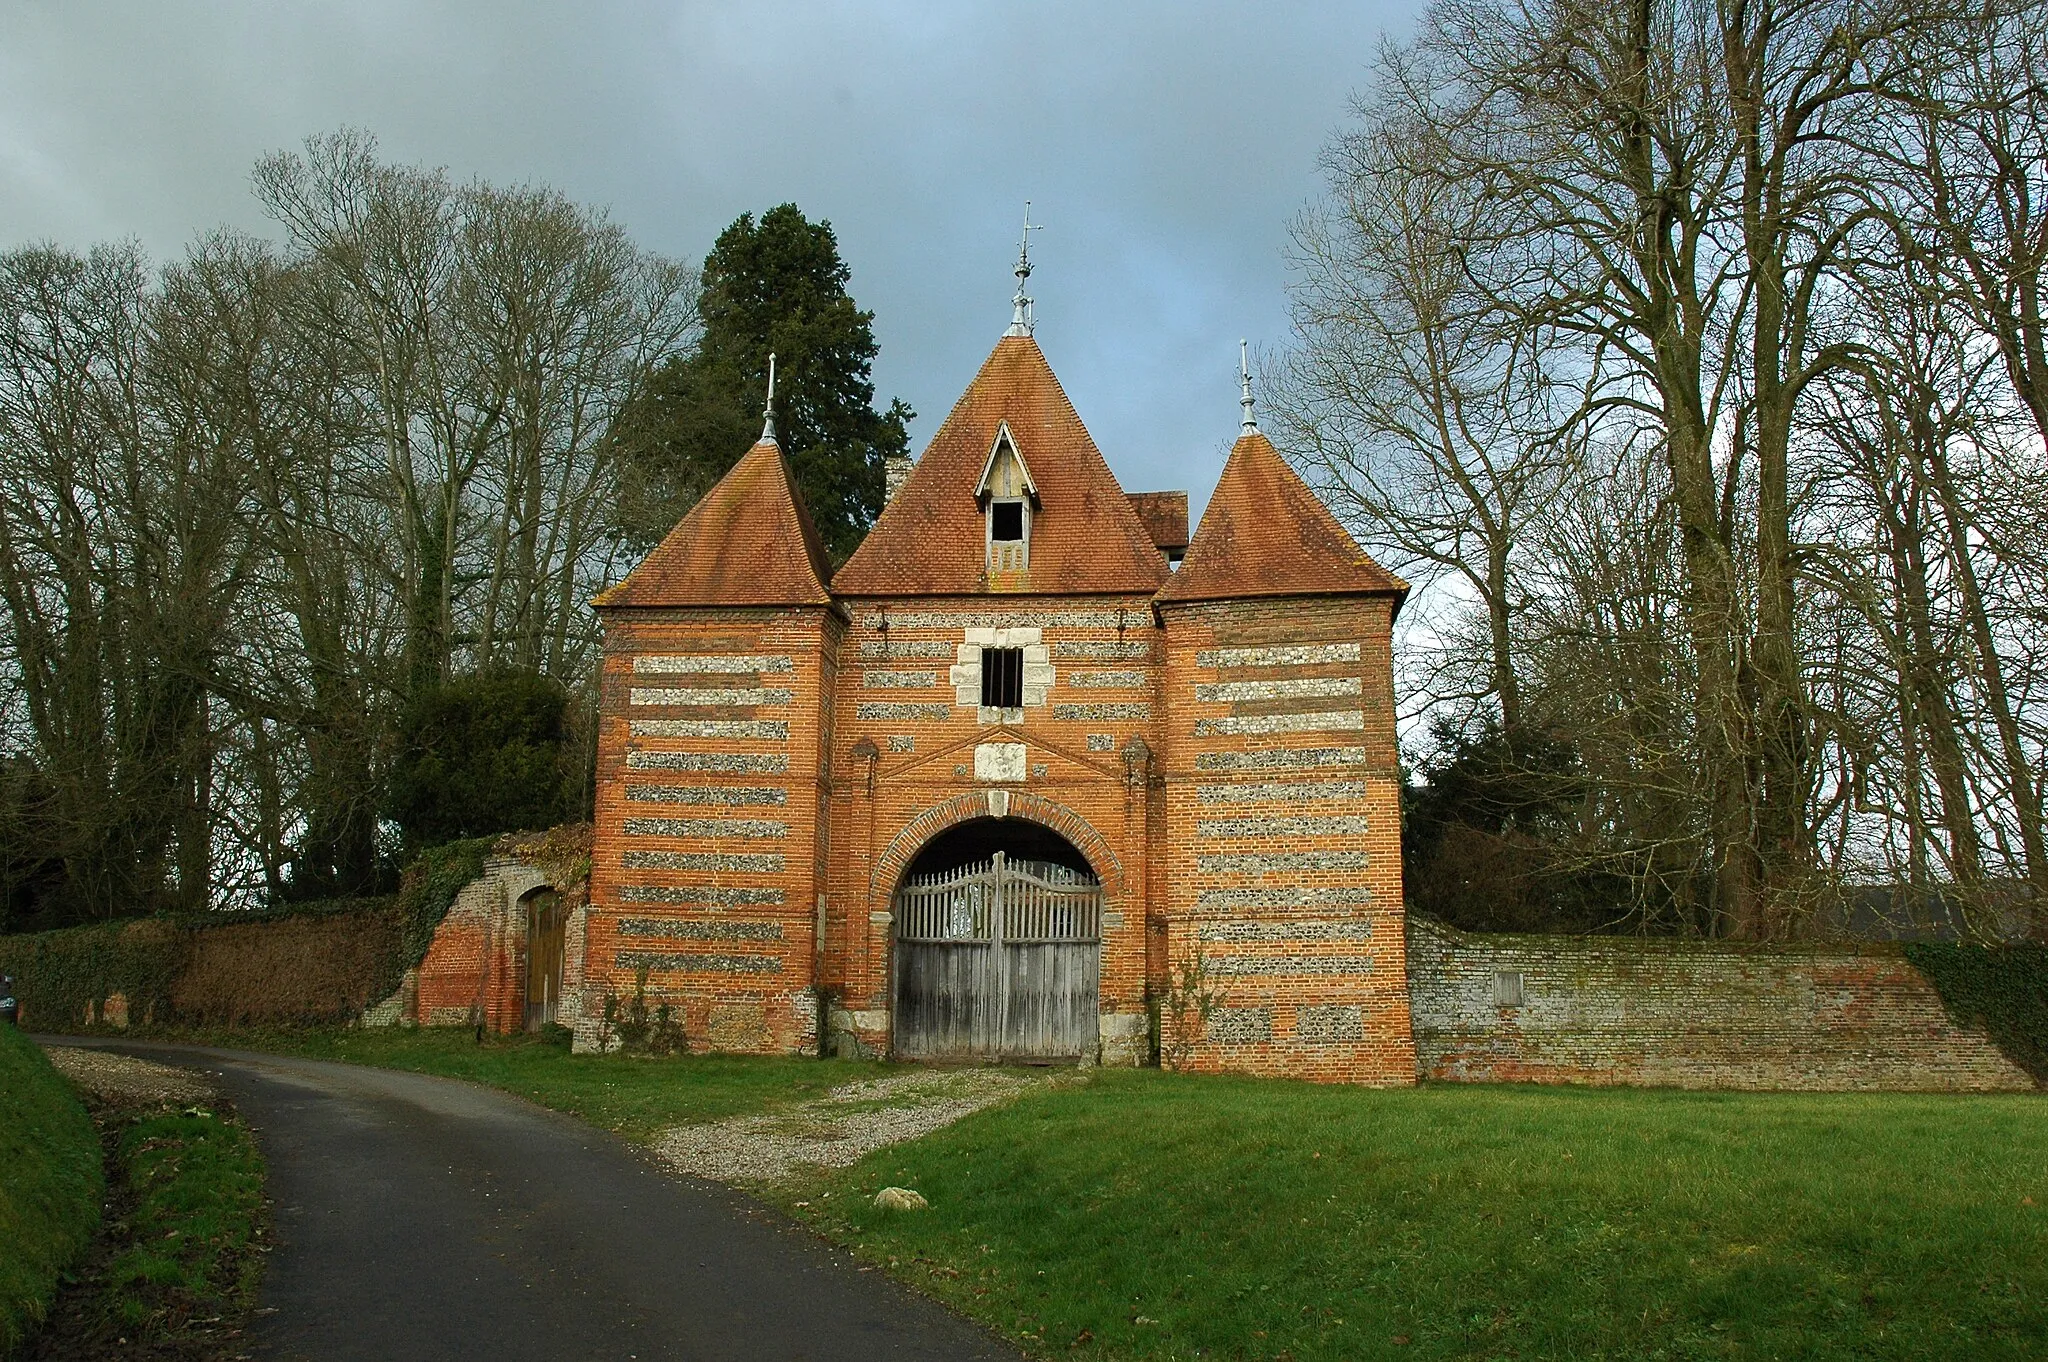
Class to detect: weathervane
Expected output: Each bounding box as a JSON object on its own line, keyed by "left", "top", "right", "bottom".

{"left": 1239, "top": 339, "right": 1259, "bottom": 434}
{"left": 762, "top": 351, "right": 777, "bottom": 442}
{"left": 1007, "top": 202, "right": 1044, "bottom": 337}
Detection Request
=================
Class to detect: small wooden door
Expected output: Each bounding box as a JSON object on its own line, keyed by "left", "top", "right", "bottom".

{"left": 524, "top": 890, "right": 567, "bottom": 1031}
{"left": 893, "top": 852, "right": 1101, "bottom": 1061}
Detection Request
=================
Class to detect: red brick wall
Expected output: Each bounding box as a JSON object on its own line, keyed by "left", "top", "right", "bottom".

{"left": 408, "top": 857, "right": 583, "bottom": 1034}
{"left": 585, "top": 606, "right": 834, "bottom": 1053}
{"left": 1155, "top": 595, "right": 1415, "bottom": 1085}
{"left": 823, "top": 595, "right": 1161, "bottom": 1060}
{"left": 1407, "top": 917, "right": 2033, "bottom": 1090}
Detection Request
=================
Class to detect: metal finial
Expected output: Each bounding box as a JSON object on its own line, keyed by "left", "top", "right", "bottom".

{"left": 1007, "top": 202, "right": 1043, "bottom": 337}
{"left": 1239, "top": 339, "right": 1258, "bottom": 434}
{"left": 761, "top": 351, "right": 777, "bottom": 442}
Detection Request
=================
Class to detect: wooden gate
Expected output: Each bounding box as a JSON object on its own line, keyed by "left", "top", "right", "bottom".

{"left": 893, "top": 851, "right": 1101, "bottom": 1061}
{"left": 524, "top": 890, "right": 567, "bottom": 1031}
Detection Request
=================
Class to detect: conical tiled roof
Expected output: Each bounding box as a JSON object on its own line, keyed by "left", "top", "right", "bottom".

{"left": 1155, "top": 431, "right": 1408, "bottom": 608}
{"left": 832, "top": 335, "right": 1168, "bottom": 596}
{"left": 593, "top": 437, "right": 833, "bottom": 609}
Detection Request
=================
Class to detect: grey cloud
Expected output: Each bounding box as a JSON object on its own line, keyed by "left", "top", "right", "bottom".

{"left": 0, "top": 0, "right": 1420, "bottom": 513}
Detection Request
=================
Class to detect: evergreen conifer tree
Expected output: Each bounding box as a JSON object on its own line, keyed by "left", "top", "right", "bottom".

{"left": 615, "top": 204, "right": 911, "bottom": 560}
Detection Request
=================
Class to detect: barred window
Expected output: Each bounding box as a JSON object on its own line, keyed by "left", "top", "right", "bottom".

{"left": 980, "top": 647, "right": 1024, "bottom": 708}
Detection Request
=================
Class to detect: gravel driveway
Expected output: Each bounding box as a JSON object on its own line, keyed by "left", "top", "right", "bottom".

{"left": 653, "top": 1067, "right": 1038, "bottom": 1183}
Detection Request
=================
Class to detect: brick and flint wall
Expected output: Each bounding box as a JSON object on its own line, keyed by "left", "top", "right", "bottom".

{"left": 1408, "top": 917, "right": 2033, "bottom": 1090}
{"left": 1155, "top": 595, "right": 1415, "bottom": 1085}
{"left": 824, "top": 595, "right": 1160, "bottom": 1063}
{"left": 584, "top": 605, "right": 839, "bottom": 1054}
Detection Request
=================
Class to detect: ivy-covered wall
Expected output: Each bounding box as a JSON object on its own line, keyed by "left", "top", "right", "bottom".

{"left": 1407, "top": 916, "right": 2037, "bottom": 1091}
{"left": 1904, "top": 943, "right": 2048, "bottom": 1084}
{"left": 0, "top": 835, "right": 509, "bottom": 1033}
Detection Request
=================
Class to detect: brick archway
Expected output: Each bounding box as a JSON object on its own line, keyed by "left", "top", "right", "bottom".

{"left": 869, "top": 791, "right": 1126, "bottom": 904}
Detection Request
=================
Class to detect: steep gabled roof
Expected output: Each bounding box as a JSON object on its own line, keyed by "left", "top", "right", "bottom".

{"left": 832, "top": 335, "right": 1168, "bottom": 596}
{"left": 593, "top": 437, "right": 833, "bottom": 609}
{"left": 1155, "top": 430, "right": 1408, "bottom": 608}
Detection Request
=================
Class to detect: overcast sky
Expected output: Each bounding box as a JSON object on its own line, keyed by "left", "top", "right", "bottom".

{"left": 1, "top": 1, "right": 1420, "bottom": 514}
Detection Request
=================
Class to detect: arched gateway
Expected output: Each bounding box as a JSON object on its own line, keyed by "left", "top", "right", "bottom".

{"left": 584, "top": 311, "right": 1418, "bottom": 1084}
{"left": 891, "top": 818, "right": 1103, "bottom": 1060}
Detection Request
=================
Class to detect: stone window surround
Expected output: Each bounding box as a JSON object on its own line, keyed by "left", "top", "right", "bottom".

{"left": 951, "top": 626, "right": 1053, "bottom": 723}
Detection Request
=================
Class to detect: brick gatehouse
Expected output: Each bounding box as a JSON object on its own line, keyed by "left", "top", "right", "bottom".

{"left": 580, "top": 317, "right": 1414, "bottom": 1084}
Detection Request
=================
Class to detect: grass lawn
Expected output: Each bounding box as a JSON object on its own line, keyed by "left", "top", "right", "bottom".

{"left": 170, "top": 1026, "right": 861, "bottom": 1140}
{"left": 767, "top": 1070, "right": 2048, "bottom": 1362}
{"left": 107, "top": 1030, "right": 2048, "bottom": 1360}
{"left": 0, "top": 1025, "right": 102, "bottom": 1355}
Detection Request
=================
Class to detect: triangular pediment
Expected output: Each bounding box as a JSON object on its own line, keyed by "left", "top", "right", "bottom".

{"left": 868, "top": 723, "right": 1122, "bottom": 786}
{"left": 974, "top": 423, "right": 1039, "bottom": 506}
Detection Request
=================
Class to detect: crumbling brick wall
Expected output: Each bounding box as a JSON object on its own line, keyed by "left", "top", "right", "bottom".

{"left": 393, "top": 847, "right": 585, "bottom": 1035}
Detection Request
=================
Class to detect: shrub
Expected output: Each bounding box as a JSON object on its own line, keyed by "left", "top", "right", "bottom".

{"left": 385, "top": 670, "right": 575, "bottom": 850}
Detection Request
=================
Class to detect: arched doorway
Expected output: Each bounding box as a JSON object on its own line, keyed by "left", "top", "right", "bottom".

{"left": 523, "top": 887, "right": 567, "bottom": 1031}
{"left": 892, "top": 818, "right": 1102, "bottom": 1061}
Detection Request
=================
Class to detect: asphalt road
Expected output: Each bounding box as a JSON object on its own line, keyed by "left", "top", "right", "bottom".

{"left": 60, "top": 1040, "right": 1023, "bottom": 1362}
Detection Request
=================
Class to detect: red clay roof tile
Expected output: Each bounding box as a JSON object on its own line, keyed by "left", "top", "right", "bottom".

{"left": 1125, "top": 490, "right": 1189, "bottom": 555}
{"left": 593, "top": 437, "right": 833, "bottom": 609}
{"left": 1155, "top": 431, "right": 1408, "bottom": 608}
{"left": 832, "top": 335, "right": 1168, "bottom": 596}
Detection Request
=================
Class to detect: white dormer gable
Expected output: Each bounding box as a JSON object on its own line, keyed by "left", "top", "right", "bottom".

{"left": 978, "top": 423, "right": 1036, "bottom": 572}
{"left": 974, "top": 423, "right": 1039, "bottom": 506}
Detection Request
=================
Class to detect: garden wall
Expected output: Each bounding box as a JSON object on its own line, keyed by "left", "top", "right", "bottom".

{"left": 0, "top": 826, "right": 589, "bottom": 1035}
{"left": 0, "top": 903, "right": 401, "bottom": 1032}
{"left": 172, "top": 905, "right": 405, "bottom": 1025}
{"left": 1406, "top": 916, "right": 2035, "bottom": 1091}
{"left": 393, "top": 849, "right": 588, "bottom": 1033}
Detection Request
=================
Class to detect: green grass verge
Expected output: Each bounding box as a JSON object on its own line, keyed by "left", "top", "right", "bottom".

{"left": 172, "top": 1026, "right": 859, "bottom": 1140}
{"left": 97, "top": 1102, "right": 265, "bottom": 1338}
{"left": 0, "top": 1026, "right": 102, "bottom": 1357}
{"left": 769, "top": 1070, "right": 2048, "bottom": 1362}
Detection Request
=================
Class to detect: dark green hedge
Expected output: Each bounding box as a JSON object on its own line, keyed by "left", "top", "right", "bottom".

{"left": 0, "top": 919, "right": 188, "bottom": 1032}
{"left": 1905, "top": 943, "right": 2048, "bottom": 1084}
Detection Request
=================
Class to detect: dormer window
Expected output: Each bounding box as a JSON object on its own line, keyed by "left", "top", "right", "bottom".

{"left": 976, "top": 422, "right": 1038, "bottom": 573}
